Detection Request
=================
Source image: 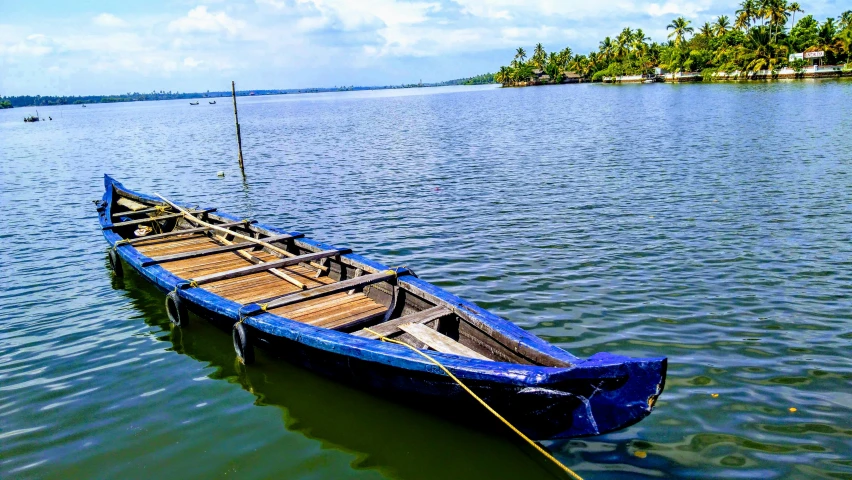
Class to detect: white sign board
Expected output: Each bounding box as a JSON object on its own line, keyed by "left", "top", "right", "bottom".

{"left": 789, "top": 53, "right": 804, "bottom": 61}
{"left": 804, "top": 51, "right": 825, "bottom": 58}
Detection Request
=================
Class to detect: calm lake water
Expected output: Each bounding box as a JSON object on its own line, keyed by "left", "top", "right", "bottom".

{"left": 2, "top": 81, "right": 851, "bottom": 479}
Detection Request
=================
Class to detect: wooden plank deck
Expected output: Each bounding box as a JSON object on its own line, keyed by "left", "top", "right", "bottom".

{"left": 268, "top": 292, "right": 387, "bottom": 329}
{"left": 133, "top": 233, "right": 387, "bottom": 330}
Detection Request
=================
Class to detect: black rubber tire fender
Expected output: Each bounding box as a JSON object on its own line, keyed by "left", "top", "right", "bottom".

{"left": 108, "top": 248, "right": 123, "bottom": 276}
{"left": 165, "top": 290, "right": 189, "bottom": 327}
{"left": 233, "top": 322, "right": 255, "bottom": 365}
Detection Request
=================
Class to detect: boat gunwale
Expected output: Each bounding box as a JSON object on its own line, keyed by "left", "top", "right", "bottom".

{"left": 100, "top": 175, "right": 662, "bottom": 386}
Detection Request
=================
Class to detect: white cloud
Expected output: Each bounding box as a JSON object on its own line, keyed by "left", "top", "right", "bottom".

{"left": 1, "top": 0, "right": 844, "bottom": 95}
{"left": 93, "top": 13, "right": 128, "bottom": 28}
{"left": 647, "top": 1, "right": 711, "bottom": 17}
{"left": 168, "top": 6, "right": 245, "bottom": 35}
{"left": 0, "top": 34, "right": 55, "bottom": 56}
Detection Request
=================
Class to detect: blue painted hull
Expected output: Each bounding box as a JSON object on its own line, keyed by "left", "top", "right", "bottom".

{"left": 98, "top": 175, "right": 666, "bottom": 439}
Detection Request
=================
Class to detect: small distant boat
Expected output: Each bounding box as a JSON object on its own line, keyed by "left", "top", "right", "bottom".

{"left": 24, "top": 115, "right": 39, "bottom": 123}
{"left": 96, "top": 175, "right": 667, "bottom": 440}
{"left": 209, "top": 101, "right": 216, "bottom": 104}
{"left": 82, "top": 104, "right": 87, "bottom": 107}
{"left": 643, "top": 79, "right": 656, "bottom": 84}
{"left": 190, "top": 101, "right": 200, "bottom": 105}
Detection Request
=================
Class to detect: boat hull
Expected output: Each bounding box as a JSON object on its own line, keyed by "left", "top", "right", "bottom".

{"left": 98, "top": 175, "right": 666, "bottom": 439}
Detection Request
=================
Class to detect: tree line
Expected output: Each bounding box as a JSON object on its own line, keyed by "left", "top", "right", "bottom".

{"left": 0, "top": 91, "right": 222, "bottom": 108}
{"left": 496, "top": 1, "right": 852, "bottom": 85}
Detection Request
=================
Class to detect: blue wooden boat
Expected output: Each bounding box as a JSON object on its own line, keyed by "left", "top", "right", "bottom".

{"left": 97, "top": 175, "right": 666, "bottom": 439}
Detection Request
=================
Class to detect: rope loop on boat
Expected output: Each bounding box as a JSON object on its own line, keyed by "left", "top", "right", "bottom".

{"left": 362, "top": 328, "right": 583, "bottom": 480}
{"left": 113, "top": 239, "right": 131, "bottom": 250}
{"left": 259, "top": 303, "right": 269, "bottom": 312}
{"left": 154, "top": 205, "right": 169, "bottom": 214}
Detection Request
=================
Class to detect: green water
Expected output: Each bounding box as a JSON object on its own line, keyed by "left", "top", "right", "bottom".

{"left": 1, "top": 82, "right": 851, "bottom": 479}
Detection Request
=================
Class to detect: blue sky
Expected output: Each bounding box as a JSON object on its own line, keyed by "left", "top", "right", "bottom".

{"left": 0, "top": 0, "right": 843, "bottom": 95}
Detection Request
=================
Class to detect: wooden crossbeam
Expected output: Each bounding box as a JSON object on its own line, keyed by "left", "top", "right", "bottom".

{"left": 352, "top": 305, "right": 452, "bottom": 339}
{"left": 103, "top": 209, "right": 215, "bottom": 229}
{"left": 141, "top": 233, "right": 303, "bottom": 267}
{"left": 184, "top": 249, "right": 349, "bottom": 287}
{"left": 155, "top": 193, "right": 330, "bottom": 273}
{"left": 398, "top": 323, "right": 491, "bottom": 361}
{"left": 115, "top": 220, "right": 255, "bottom": 246}
{"left": 254, "top": 269, "right": 408, "bottom": 312}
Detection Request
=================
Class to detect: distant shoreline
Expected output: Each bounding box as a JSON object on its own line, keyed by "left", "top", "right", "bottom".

{"left": 0, "top": 75, "right": 495, "bottom": 109}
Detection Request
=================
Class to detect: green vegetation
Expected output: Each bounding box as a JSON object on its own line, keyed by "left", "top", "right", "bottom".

{"left": 496, "top": 2, "right": 852, "bottom": 85}
{"left": 1, "top": 91, "right": 219, "bottom": 108}
{"left": 440, "top": 73, "right": 495, "bottom": 85}
{"left": 0, "top": 100, "right": 12, "bottom": 109}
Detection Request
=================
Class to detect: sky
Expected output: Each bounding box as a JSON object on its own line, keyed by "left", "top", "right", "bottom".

{"left": 0, "top": 0, "right": 844, "bottom": 95}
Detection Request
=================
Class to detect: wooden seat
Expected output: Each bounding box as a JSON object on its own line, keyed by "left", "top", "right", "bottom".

{"left": 398, "top": 323, "right": 491, "bottom": 361}
{"left": 352, "top": 305, "right": 452, "bottom": 339}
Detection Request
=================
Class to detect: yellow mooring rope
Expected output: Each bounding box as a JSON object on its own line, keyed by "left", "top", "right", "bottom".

{"left": 362, "top": 328, "right": 583, "bottom": 480}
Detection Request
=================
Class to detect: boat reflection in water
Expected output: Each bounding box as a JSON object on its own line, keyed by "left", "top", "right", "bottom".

{"left": 112, "top": 267, "right": 565, "bottom": 479}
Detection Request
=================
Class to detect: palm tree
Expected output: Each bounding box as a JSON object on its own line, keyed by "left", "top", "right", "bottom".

{"left": 700, "top": 22, "right": 715, "bottom": 38}
{"left": 667, "top": 17, "right": 694, "bottom": 46}
{"left": 515, "top": 47, "right": 527, "bottom": 64}
{"left": 738, "top": 27, "right": 784, "bottom": 72}
{"left": 819, "top": 18, "right": 838, "bottom": 44}
{"left": 558, "top": 46, "right": 573, "bottom": 68}
{"left": 614, "top": 30, "right": 630, "bottom": 60}
{"left": 767, "top": 0, "right": 790, "bottom": 42}
{"left": 533, "top": 43, "right": 546, "bottom": 68}
{"left": 632, "top": 29, "right": 651, "bottom": 72}
{"left": 756, "top": 0, "right": 771, "bottom": 26}
{"left": 715, "top": 15, "right": 731, "bottom": 36}
{"left": 736, "top": 0, "right": 758, "bottom": 30}
{"left": 789, "top": 2, "right": 803, "bottom": 26}
{"left": 840, "top": 10, "right": 852, "bottom": 30}
{"left": 837, "top": 26, "right": 852, "bottom": 62}
{"left": 599, "top": 37, "right": 614, "bottom": 61}
{"left": 496, "top": 66, "right": 512, "bottom": 85}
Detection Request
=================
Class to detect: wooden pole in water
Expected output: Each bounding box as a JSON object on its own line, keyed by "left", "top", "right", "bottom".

{"left": 231, "top": 81, "right": 245, "bottom": 173}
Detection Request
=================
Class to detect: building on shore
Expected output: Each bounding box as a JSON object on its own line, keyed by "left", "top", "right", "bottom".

{"left": 602, "top": 64, "right": 850, "bottom": 83}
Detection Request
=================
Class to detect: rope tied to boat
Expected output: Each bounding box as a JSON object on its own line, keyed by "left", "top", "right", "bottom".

{"left": 113, "top": 239, "right": 131, "bottom": 250}
{"left": 154, "top": 205, "right": 169, "bottom": 214}
{"left": 236, "top": 302, "right": 268, "bottom": 324}
{"left": 362, "top": 328, "right": 583, "bottom": 480}
{"left": 389, "top": 266, "right": 418, "bottom": 279}
{"left": 173, "top": 280, "right": 198, "bottom": 294}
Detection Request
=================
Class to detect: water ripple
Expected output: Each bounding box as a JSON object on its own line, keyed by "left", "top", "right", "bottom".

{"left": 1, "top": 82, "right": 851, "bottom": 479}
